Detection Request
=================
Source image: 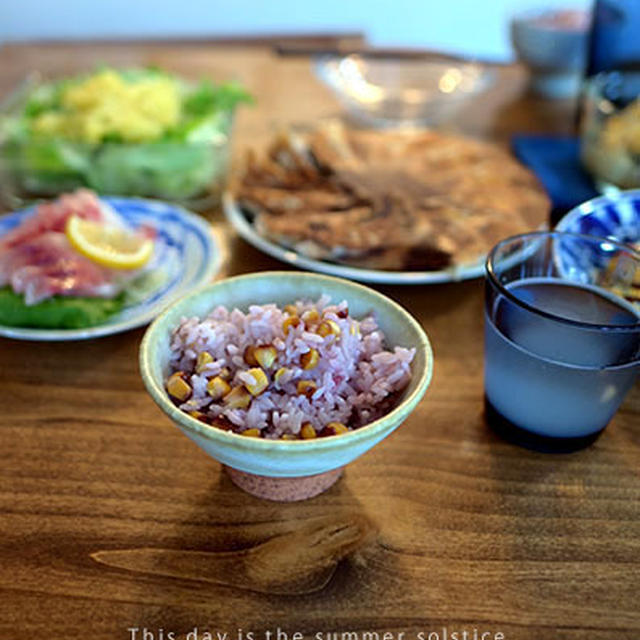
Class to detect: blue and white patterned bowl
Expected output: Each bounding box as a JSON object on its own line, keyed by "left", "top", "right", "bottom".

{"left": 554, "top": 190, "right": 640, "bottom": 290}
{"left": 556, "top": 190, "right": 640, "bottom": 246}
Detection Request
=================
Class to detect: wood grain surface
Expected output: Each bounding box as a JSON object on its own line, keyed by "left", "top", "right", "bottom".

{"left": 0, "top": 42, "right": 639, "bottom": 640}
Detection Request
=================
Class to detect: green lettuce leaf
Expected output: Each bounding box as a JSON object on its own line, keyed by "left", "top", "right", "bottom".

{"left": 180, "top": 80, "right": 253, "bottom": 120}
{"left": 85, "top": 142, "right": 218, "bottom": 199}
{"left": 0, "top": 287, "right": 124, "bottom": 329}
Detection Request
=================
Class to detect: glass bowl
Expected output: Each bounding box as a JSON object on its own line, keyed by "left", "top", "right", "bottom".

{"left": 314, "top": 54, "right": 495, "bottom": 128}
{"left": 0, "top": 73, "right": 236, "bottom": 210}
{"left": 580, "top": 71, "right": 640, "bottom": 190}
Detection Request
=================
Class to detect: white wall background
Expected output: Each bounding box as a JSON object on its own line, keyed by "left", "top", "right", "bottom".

{"left": 0, "top": 0, "right": 590, "bottom": 62}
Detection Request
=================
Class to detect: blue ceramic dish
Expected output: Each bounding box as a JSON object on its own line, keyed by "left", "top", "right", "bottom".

{"left": 556, "top": 189, "right": 640, "bottom": 247}
{"left": 554, "top": 190, "right": 640, "bottom": 292}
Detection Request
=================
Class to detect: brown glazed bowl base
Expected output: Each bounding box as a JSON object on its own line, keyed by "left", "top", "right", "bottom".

{"left": 224, "top": 466, "right": 344, "bottom": 501}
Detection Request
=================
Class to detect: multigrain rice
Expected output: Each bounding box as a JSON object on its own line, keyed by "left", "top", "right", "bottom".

{"left": 166, "top": 295, "right": 415, "bottom": 439}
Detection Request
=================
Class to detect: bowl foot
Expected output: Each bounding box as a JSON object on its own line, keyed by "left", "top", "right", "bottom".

{"left": 224, "top": 466, "right": 344, "bottom": 501}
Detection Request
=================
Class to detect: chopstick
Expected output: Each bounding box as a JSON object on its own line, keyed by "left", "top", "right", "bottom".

{"left": 274, "top": 44, "right": 504, "bottom": 65}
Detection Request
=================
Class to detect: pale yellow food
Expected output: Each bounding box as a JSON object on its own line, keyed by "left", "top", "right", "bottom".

{"left": 583, "top": 98, "right": 640, "bottom": 188}
{"left": 65, "top": 215, "right": 154, "bottom": 270}
{"left": 32, "top": 69, "right": 181, "bottom": 143}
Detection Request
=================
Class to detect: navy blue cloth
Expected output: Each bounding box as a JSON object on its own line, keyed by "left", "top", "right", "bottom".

{"left": 511, "top": 135, "right": 599, "bottom": 221}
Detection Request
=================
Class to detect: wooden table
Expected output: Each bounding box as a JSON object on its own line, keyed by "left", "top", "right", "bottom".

{"left": 1, "top": 43, "right": 639, "bottom": 640}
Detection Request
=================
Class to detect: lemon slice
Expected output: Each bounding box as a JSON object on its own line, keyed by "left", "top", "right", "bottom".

{"left": 66, "top": 215, "right": 154, "bottom": 270}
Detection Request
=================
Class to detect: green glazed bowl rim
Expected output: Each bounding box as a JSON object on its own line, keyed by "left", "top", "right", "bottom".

{"left": 139, "top": 271, "right": 433, "bottom": 452}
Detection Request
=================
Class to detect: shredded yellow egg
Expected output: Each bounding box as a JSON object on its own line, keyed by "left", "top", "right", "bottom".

{"left": 32, "top": 69, "right": 181, "bottom": 143}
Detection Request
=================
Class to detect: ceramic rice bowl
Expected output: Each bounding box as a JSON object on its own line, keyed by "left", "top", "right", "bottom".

{"left": 139, "top": 271, "right": 433, "bottom": 501}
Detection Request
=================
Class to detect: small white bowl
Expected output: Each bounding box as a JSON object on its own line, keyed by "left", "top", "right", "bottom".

{"left": 139, "top": 271, "right": 433, "bottom": 501}
{"left": 511, "top": 8, "right": 589, "bottom": 98}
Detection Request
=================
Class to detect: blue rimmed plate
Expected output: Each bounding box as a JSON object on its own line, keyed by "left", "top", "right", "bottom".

{"left": 223, "top": 193, "right": 487, "bottom": 285}
{"left": 0, "top": 197, "right": 222, "bottom": 341}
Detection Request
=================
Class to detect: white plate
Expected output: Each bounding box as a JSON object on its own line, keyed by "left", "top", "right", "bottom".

{"left": 223, "top": 193, "right": 487, "bottom": 285}
{"left": 0, "top": 197, "right": 222, "bottom": 341}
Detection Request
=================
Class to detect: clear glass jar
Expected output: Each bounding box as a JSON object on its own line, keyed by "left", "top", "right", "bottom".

{"left": 580, "top": 71, "right": 640, "bottom": 189}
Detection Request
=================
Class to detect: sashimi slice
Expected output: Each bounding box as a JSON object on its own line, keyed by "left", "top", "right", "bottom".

{"left": 0, "top": 189, "right": 115, "bottom": 250}
{"left": 0, "top": 189, "right": 155, "bottom": 305}
{"left": 1, "top": 232, "right": 129, "bottom": 305}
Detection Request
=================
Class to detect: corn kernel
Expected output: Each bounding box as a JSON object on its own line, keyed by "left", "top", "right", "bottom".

{"left": 219, "top": 367, "right": 231, "bottom": 380}
{"left": 280, "top": 433, "right": 298, "bottom": 441}
{"left": 300, "top": 348, "right": 319, "bottom": 370}
{"left": 189, "top": 411, "right": 211, "bottom": 424}
{"left": 223, "top": 386, "right": 251, "bottom": 409}
{"left": 274, "top": 367, "right": 289, "bottom": 388}
{"left": 195, "top": 351, "right": 214, "bottom": 373}
{"left": 254, "top": 345, "right": 277, "bottom": 369}
{"left": 297, "top": 380, "right": 317, "bottom": 397}
{"left": 241, "top": 428, "right": 261, "bottom": 438}
{"left": 167, "top": 371, "right": 192, "bottom": 401}
{"left": 243, "top": 367, "right": 269, "bottom": 396}
{"left": 284, "top": 304, "right": 298, "bottom": 316}
{"left": 317, "top": 319, "right": 341, "bottom": 338}
{"left": 283, "top": 316, "right": 301, "bottom": 335}
{"left": 325, "top": 421, "right": 349, "bottom": 436}
{"left": 301, "top": 309, "right": 320, "bottom": 325}
{"left": 244, "top": 345, "right": 258, "bottom": 366}
{"left": 300, "top": 422, "right": 317, "bottom": 439}
{"left": 207, "top": 376, "right": 231, "bottom": 401}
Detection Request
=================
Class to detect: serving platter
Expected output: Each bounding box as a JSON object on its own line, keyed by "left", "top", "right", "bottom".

{"left": 0, "top": 197, "right": 222, "bottom": 341}
{"left": 223, "top": 193, "right": 487, "bottom": 285}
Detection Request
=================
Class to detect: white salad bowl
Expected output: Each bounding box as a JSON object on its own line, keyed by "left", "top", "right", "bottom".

{"left": 139, "top": 271, "right": 433, "bottom": 501}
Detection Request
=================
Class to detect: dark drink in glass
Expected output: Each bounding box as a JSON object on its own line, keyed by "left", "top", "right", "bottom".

{"left": 484, "top": 232, "right": 640, "bottom": 452}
